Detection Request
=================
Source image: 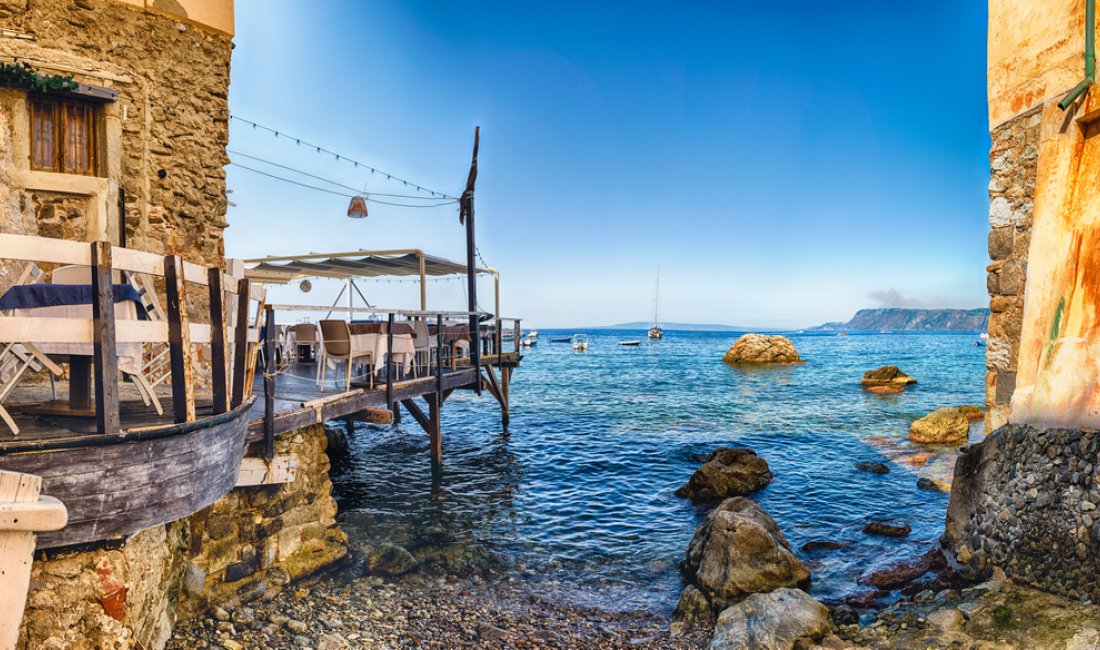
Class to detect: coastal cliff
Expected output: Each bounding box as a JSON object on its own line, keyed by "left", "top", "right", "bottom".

{"left": 812, "top": 308, "right": 989, "bottom": 332}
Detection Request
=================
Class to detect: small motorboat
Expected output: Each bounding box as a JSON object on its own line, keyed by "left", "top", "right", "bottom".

{"left": 521, "top": 334, "right": 538, "bottom": 347}
{"left": 571, "top": 334, "right": 589, "bottom": 351}
{"left": 550, "top": 336, "right": 572, "bottom": 343}
{"left": 837, "top": 332, "right": 848, "bottom": 337}
{"left": 619, "top": 340, "right": 641, "bottom": 347}
{"left": 976, "top": 332, "right": 989, "bottom": 347}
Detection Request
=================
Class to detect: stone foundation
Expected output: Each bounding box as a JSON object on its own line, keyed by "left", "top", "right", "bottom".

{"left": 17, "top": 424, "right": 349, "bottom": 650}
{"left": 984, "top": 106, "right": 1040, "bottom": 431}
{"left": 944, "top": 424, "right": 1100, "bottom": 600}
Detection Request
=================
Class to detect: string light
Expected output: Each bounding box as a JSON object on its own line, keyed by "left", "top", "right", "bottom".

{"left": 230, "top": 115, "right": 458, "bottom": 200}
{"left": 228, "top": 162, "right": 458, "bottom": 208}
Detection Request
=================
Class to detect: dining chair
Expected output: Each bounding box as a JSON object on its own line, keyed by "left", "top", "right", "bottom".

{"left": 318, "top": 320, "right": 373, "bottom": 392}
{"left": 293, "top": 323, "right": 319, "bottom": 362}
{"left": 410, "top": 319, "right": 437, "bottom": 377}
{"left": 51, "top": 264, "right": 92, "bottom": 285}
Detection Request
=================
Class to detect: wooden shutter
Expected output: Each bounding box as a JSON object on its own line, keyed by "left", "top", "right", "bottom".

{"left": 29, "top": 97, "right": 58, "bottom": 172}
{"left": 61, "top": 100, "right": 95, "bottom": 175}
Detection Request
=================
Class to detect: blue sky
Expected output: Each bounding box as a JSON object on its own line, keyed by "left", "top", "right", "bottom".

{"left": 225, "top": 1, "right": 990, "bottom": 329}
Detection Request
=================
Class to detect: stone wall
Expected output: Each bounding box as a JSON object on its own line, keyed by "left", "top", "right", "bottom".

{"left": 17, "top": 424, "right": 349, "bottom": 650}
{"left": 944, "top": 423, "right": 1100, "bottom": 601}
{"left": 984, "top": 105, "right": 1040, "bottom": 431}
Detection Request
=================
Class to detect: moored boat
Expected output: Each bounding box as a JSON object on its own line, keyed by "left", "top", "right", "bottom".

{"left": 571, "top": 334, "right": 589, "bottom": 351}
{"left": 619, "top": 340, "right": 641, "bottom": 347}
{"left": 648, "top": 268, "right": 664, "bottom": 339}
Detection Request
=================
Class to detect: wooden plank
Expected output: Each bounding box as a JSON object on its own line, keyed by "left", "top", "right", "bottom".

{"left": 0, "top": 317, "right": 166, "bottom": 344}
{"left": 208, "top": 268, "right": 229, "bottom": 414}
{"left": 0, "top": 495, "right": 66, "bottom": 532}
{"left": 91, "top": 241, "right": 120, "bottom": 434}
{"left": 0, "top": 471, "right": 40, "bottom": 650}
{"left": 386, "top": 313, "right": 395, "bottom": 419}
{"left": 164, "top": 255, "right": 195, "bottom": 423}
{"left": 235, "top": 456, "right": 297, "bottom": 486}
{"left": 230, "top": 278, "right": 251, "bottom": 407}
{"left": 112, "top": 246, "right": 163, "bottom": 277}
{"left": 0, "top": 233, "right": 90, "bottom": 266}
{"left": 243, "top": 287, "right": 266, "bottom": 400}
{"left": 351, "top": 408, "right": 394, "bottom": 425}
{"left": 263, "top": 306, "right": 275, "bottom": 460}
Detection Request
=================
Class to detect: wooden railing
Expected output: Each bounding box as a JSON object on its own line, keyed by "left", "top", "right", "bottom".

{"left": 0, "top": 233, "right": 264, "bottom": 434}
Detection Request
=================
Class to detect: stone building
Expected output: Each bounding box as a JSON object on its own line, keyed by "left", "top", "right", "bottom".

{"left": 945, "top": 0, "right": 1100, "bottom": 602}
{"left": 0, "top": 3, "right": 349, "bottom": 648}
{"left": 0, "top": 0, "right": 233, "bottom": 284}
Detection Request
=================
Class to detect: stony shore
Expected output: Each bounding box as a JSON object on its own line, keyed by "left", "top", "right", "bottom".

{"left": 168, "top": 569, "right": 710, "bottom": 650}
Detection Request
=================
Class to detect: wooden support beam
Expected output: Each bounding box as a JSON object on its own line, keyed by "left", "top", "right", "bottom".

{"left": 263, "top": 306, "right": 276, "bottom": 461}
{"left": 90, "top": 241, "right": 120, "bottom": 434}
{"left": 236, "top": 456, "right": 297, "bottom": 486}
{"left": 0, "top": 471, "right": 67, "bottom": 650}
{"left": 164, "top": 255, "right": 195, "bottom": 423}
{"left": 351, "top": 408, "right": 395, "bottom": 425}
{"left": 208, "top": 267, "right": 229, "bottom": 415}
{"left": 230, "top": 278, "right": 251, "bottom": 408}
{"left": 386, "top": 313, "right": 399, "bottom": 423}
{"left": 428, "top": 392, "right": 442, "bottom": 469}
{"left": 400, "top": 397, "right": 431, "bottom": 434}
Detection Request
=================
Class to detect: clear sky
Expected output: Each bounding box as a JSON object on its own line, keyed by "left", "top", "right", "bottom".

{"left": 225, "top": 1, "right": 991, "bottom": 329}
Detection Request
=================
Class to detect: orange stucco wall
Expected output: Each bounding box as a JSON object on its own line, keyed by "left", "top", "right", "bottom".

{"left": 114, "top": 0, "right": 233, "bottom": 36}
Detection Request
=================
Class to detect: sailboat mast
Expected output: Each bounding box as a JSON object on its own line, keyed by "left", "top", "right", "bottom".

{"left": 653, "top": 267, "right": 660, "bottom": 326}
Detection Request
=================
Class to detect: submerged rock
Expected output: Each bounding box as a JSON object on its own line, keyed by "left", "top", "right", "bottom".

{"left": 722, "top": 334, "right": 802, "bottom": 365}
{"left": 675, "top": 448, "right": 773, "bottom": 502}
{"left": 855, "top": 461, "right": 890, "bottom": 474}
{"left": 708, "top": 588, "right": 832, "bottom": 650}
{"left": 861, "top": 366, "right": 917, "bottom": 388}
{"left": 958, "top": 405, "right": 985, "bottom": 421}
{"left": 865, "top": 385, "right": 905, "bottom": 394}
{"left": 917, "top": 477, "right": 949, "bottom": 493}
{"left": 682, "top": 497, "right": 811, "bottom": 612}
{"left": 863, "top": 520, "right": 912, "bottom": 538}
{"left": 364, "top": 544, "right": 418, "bottom": 576}
{"left": 800, "top": 540, "right": 854, "bottom": 553}
{"left": 909, "top": 407, "right": 970, "bottom": 444}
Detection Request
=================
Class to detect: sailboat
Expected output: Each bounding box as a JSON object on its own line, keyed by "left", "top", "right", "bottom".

{"left": 648, "top": 267, "right": 664, "bottom": 339}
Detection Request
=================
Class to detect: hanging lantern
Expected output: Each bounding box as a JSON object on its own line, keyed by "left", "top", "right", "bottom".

{"left": 299, "top": 279, "right": 312, "bottom": 293}
{"left": 347, "top": 195, "right": 368, "bottom": 219}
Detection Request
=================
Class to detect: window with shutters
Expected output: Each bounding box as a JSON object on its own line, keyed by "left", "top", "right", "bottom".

{"left": 29, "top": 95, "right": 98, "bottom": 176}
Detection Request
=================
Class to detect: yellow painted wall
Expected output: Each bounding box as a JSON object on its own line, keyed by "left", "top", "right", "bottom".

{"left": 988, "top": 0, "right": 1087, "bottom": 127}
{"left": 113, "top": 0, "right": 234, "bottom": 36}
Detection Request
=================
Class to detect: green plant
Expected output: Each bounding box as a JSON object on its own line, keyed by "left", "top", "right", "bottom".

{"left": 0, "top": 61, "right": 78, "bottom": 93}
{"left": 990, "top": 605, "right": 1018, "bottom": 630}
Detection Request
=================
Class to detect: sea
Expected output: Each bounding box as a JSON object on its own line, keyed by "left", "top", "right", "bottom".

{"left": 330, "top": 330, "right": 986, "bottom": 613}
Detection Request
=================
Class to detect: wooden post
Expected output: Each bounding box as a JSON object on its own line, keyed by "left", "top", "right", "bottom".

{"left": 263, "top": 306, "right": 276, "bottom": 461}
{"left": 386, "top": 313, "right": 398, "bottom": 423}
{"left": 0, "top": 471, "right": 67, "bottom": 650}
{"left": 428, "top": 392, "right": 442, "bottom": 471}
{"left": 435, "top": 315, "right": 444, "bottom": 397}
{"left": 91, "top": 241, "right": 120, "bottom": 434}
{"left": 164, "top": 255, "right": 195, "bottom": 423}
{"left": 460, "top": 127, "right": 481, "bottom": 394}
{"left": 208, "top": 268, "right": 229, "bottom": 415}
{"left": 514, "top": 319, "right": 521, "bottom": 355}
{"left": 230, "top": 278, "right": 251, "bottom": 408}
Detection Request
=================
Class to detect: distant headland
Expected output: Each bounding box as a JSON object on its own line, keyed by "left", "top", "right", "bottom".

{"left": 810, "top": 308, "right": 990, "bottom": 332}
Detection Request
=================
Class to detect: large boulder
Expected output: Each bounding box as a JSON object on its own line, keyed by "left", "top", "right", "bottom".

{"left": 722, "top": 334, "right": 802, "bottom": 365}
{"left": 708, "top": 588, "right": 833, "bottom": 650}
{"left": 909, "top": 407, "right": 970, "bottom": 444}
{"left": 861, "top": 365, "right": 917, "bottom": 387}
{"left": 675, "top": 448, "right": 773, "bottom": 502}
{"left": 682, "top": 497, "right": 811, "bottom": 612}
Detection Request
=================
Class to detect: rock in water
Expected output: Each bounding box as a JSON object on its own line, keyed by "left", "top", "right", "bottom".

{"left": 673, "top": 584, "right": 713, "bottom": 623}
{"left": 861, "top": 365, "right": 917, "bottom": 387}
{"left": 855, "top": 461, "right": 890, "bottom": 474}
{"left": 722, "top": 334, "right": 802, "bottom": 365}
{"left": 708, "top": 588, "right": 832, "bottom": 650}
{"left": 364, "top": 544, "right": 418, "bottom": 576}
{"left": 863, "top": 520, "right": 912, "bottom": 538}
{"left": 682, "top": 497, "right": 811, "bottom": 612}
{"left": 675, "top": 448, "right": 773, "bottom": 501}
{"left": 958, "top": 404, "right": 985, "bottom": 421}
{"left": 909, "top": 408, "right": 970, "bottom": 444}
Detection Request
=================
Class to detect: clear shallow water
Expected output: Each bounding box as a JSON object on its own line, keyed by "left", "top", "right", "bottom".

{"left": 330, "top": 331, "right": 985, "bottom": 612}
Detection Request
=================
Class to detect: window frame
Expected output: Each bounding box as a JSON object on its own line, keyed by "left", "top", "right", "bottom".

{"left": 29, "top": 94, "right": 100, "bottom": 177}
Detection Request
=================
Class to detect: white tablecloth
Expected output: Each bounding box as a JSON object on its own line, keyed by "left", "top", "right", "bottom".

{"left": 349, "top": 332, "right": 415, "bottom": 374}
{"left": 13, "top": 301, "right": 144, "bottom": 375}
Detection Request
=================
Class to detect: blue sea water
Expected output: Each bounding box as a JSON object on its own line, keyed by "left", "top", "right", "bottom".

{"left": 331, "top": 330, "right": 986, "bottom": 612}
